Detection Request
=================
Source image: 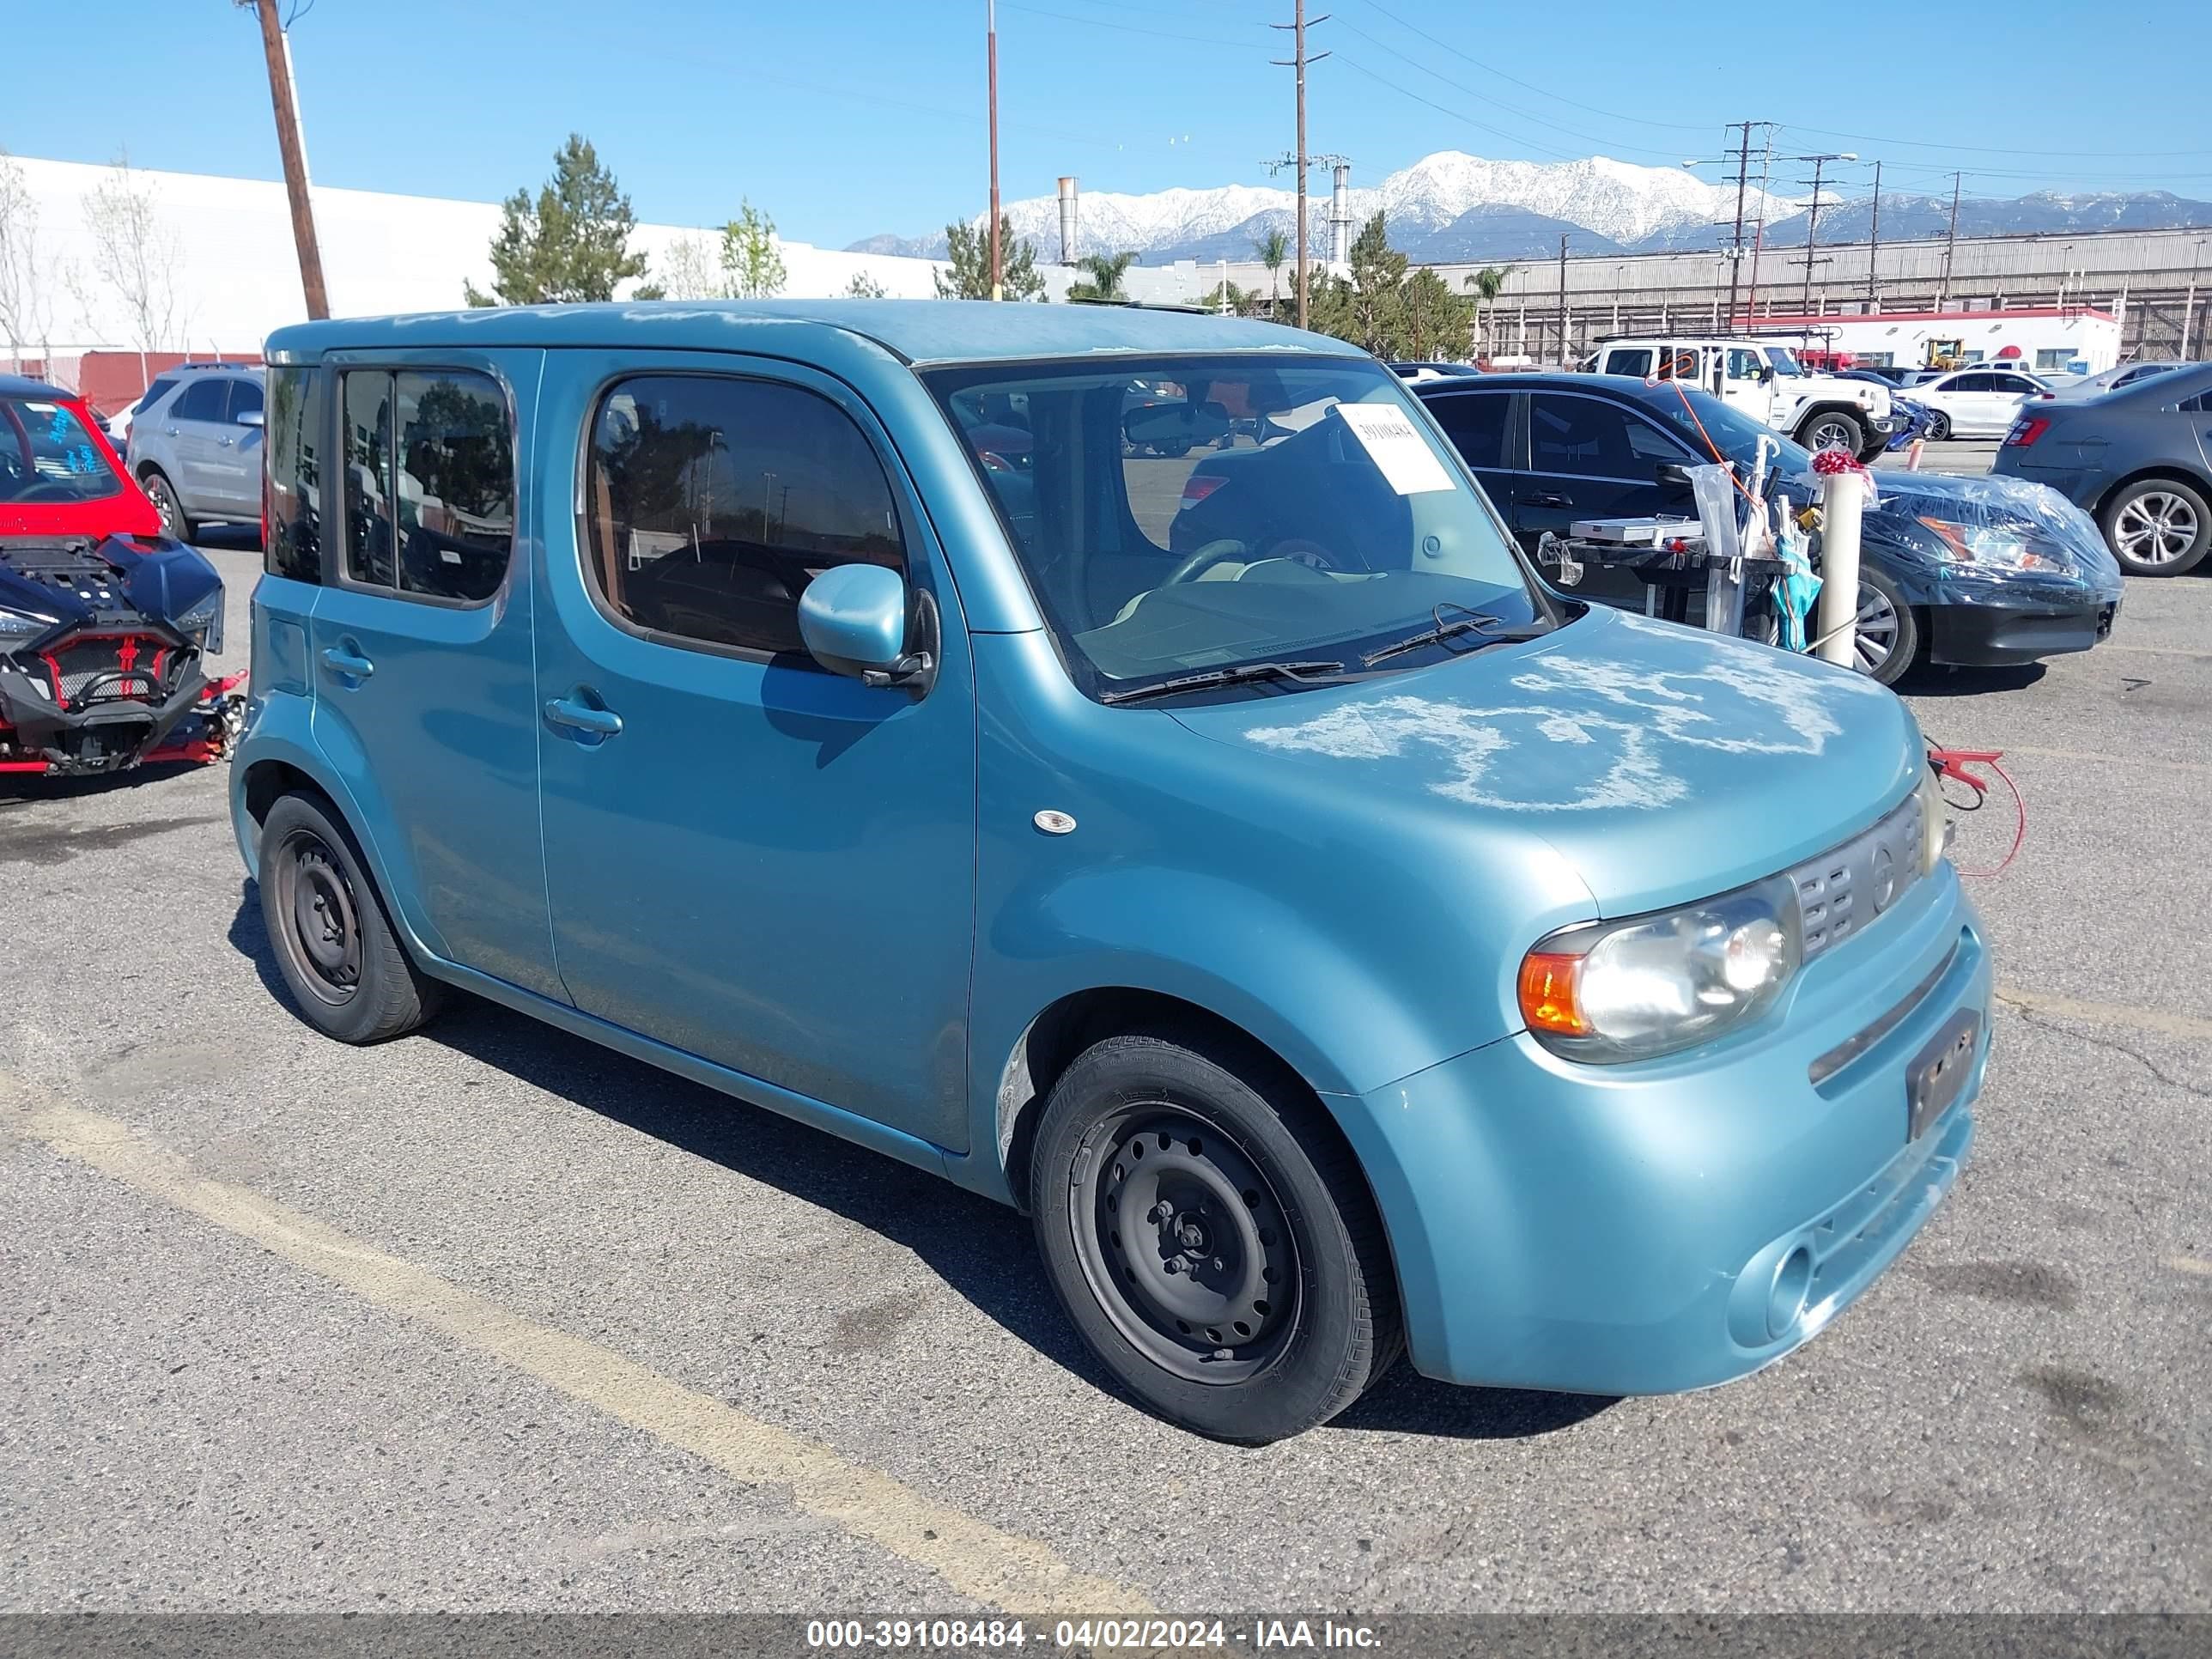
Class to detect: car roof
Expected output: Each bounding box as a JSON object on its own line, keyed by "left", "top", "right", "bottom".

{"left": 0, "top": 374, "right": 76, "bottom": 401}
{"left": 1414, "top": 371, "right": 1662, "bottom": 400}
{"left": 265, "top": 299, "right": 1364, "bottom": 369}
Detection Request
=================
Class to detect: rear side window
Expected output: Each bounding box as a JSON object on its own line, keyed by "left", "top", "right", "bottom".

{"left": 1427, "top": 391, "right": 1510, "bottom": 469}
{"left": 581, "top": 374, "right": 906, "bottom": 662}
{"left": 173, "top": 378, "right": 228, "bottom": 422}
{"left": 340, "top": 368, "right": 514, "bottom": 604}
{"left": 264, "top": 365, "right": 325, "bottom": 584}
{"left": 137, "top": 376, "right": 180, "bottom": 414}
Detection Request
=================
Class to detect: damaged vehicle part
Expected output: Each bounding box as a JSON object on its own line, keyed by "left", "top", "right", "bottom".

{"left": 0, "top": 376, "right": 242, "bottom": 775}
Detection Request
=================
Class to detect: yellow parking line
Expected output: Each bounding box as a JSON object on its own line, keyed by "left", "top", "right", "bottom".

{"left": 1995, "top": 987, "right": 2212, "bottom": 1044}
{"left": 0, "top": 1077, "right": 1151, "bottom": 1618}
{"left": 2100, "top": 641, "right": 2212, "bottom": 661}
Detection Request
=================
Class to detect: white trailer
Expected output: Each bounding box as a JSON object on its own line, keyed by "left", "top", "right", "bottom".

{"left": 1748, "top": 307, "right": 2123, "bottom": 376}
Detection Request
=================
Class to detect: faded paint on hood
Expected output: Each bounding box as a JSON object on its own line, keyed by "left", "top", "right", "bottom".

{"left": 1170, "top": 604, "right": 1920, "bottom": 916}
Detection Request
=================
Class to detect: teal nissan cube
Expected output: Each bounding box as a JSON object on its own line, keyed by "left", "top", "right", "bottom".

{"left": 234, "top": 301, "right": 1988, "bottom": 1443}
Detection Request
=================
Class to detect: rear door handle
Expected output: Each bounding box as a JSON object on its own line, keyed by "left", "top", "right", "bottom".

{"left": 544, "top": 696, "right": 623, "bottom": 738}
{"left": 320, "top": 647, "right": 374, "bottom": 680}
{"left": 1525, "top": 492, "right": 1573, "bottom": 508}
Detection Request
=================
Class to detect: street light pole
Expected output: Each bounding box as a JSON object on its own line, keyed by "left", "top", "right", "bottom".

{"left": 2184, "top": 239, "right": 2206, "bottom": 359}
{"left": 988, "top": 0, "right": 1001, "bottom": 300}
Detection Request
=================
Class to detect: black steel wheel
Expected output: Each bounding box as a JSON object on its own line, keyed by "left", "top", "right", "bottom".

{"left": 1076, "top": 1104, "right": 1299, "bottom": 1384}
{"left": 1030, "top": 1030, "right": 1401, "bottom": 1443}
{"left": 273, "top": 830, "right": 364, "bottom": 1006}
{"left": 258, "top": 791, "right": 443, "bottom": 1043}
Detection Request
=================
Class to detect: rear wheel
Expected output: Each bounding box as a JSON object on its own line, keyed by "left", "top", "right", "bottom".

{"left": 141, "top": 469, "right": 194, "bottom": 541}
{"left": 1030, "top": 1030, "right": 1401, "bottom": 1443}
{"left": 1799, "top": 408, "right": 1866, "bottom": 455}
{"left": 1927, "top": 410, "right": 1952, "bottom": 441}
{"left": 258, "top": 792, "right": 443, "bottom": 1043}
{"left": 2100, "top": 477, "right": 2210, "bottom": 576}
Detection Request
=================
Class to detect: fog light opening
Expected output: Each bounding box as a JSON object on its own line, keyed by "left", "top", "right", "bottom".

{"left": 1767, "top": 1245, "right": 1814, "bottom": 1340}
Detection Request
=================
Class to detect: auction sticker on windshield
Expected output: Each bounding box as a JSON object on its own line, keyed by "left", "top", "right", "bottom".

{"left": 1334, "top": 402, "right": 1456, "bottom": 495}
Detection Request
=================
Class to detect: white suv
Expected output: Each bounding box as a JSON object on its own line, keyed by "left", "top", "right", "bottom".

{"left": 1583, "top": 337, "right": 1892, "bottom": 459}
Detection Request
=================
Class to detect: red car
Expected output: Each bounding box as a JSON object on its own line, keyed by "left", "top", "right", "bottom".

{"left": 0, "top": 375, "right": 244, "bottom": 775}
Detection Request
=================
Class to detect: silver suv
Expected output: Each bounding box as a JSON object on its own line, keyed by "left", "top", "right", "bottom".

{"left": 125, "top": 364, "right": 264, "bottom": 540}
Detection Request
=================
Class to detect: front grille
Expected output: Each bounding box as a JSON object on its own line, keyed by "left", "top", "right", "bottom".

{"left": 44, "top": 637, "right": 167, "bottom": 709}
{"left": 1790, "top": 790, "right": 1925, "bottom": 961}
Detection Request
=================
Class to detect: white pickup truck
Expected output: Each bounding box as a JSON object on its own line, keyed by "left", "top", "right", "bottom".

{"left": 1583, "top": 337, "right": 1893, "bottom": 460}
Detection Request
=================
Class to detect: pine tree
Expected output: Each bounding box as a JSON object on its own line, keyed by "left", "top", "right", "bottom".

{"left": 465, "top": 135, "right": 654, "bottom": 306}
{"left": 933, "top": 216, "right": 1047, "bottom": 301}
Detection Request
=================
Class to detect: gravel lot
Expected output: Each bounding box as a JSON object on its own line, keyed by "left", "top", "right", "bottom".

{"left": 3, "top": 521, "right": 2208, "bottom": 1615}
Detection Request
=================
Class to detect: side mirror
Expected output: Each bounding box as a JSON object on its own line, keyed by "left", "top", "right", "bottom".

{"left": 1657, "top": 461, "right": 1697, "bottom": 491}
{"left": 236, "top": 409, "right": 265, "bottom": 429}
{"left": 799, "top": 563, "right": 936, "bottom": 695}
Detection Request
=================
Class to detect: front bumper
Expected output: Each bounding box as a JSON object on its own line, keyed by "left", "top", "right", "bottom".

{"left": 1927, "top": 592, "right": 2117, "bottom": 667}
{"left": 1328, "top": 866, "right": 1990, "bottom": 1394}
{"left": 0, "top": 657, "right": 243, "bottom": 775}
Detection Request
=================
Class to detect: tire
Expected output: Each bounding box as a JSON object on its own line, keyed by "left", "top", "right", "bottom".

{"left": 1850, "top": 565, "right": 1920, "bottom": 686}
{"left": 1927, "top": 410, "right": 1952, "bottom": 441}
{"left": 1030, "top": 1030, "right": 1402, "bottom": 1443}
{"left": 258, "top": 792, "right": 443, "bottom": 1043}
{"left": 141, "top": 469, "right": 195, "bottom": 542}
{"left": 2100, "top": 477, "right": 2211, "bottom": 577}
{"left": 1798, "top": 407, "right": 1865, "bottom": 456}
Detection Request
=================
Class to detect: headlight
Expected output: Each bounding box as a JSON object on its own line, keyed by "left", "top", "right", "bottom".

{"left": 1517, "top": 873, "right": 1802, "bottom": 1062}
{"left": 1916, "top": 763, "right": 1950, "bottom": 874}
{"left": 1917, "top": 514, "right": 2069, "bottom": 574}
{"left": 0, "top": 606, "right": 56, "bottom": 641}
{"left": 175, "top": 587, "right": 224, "bottom": 654}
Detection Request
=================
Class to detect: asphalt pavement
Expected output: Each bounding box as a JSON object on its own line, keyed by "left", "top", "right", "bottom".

{"left": 3, "top": 526, "right": 2208, "bottom": 1615}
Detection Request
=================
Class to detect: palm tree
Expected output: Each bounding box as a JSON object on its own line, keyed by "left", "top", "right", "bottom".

{"left": 1462, "top": 264, "right": 1513, "bottom": 358}
{"left": 1254, "top": 227, "right": 1289, "bottom": 318}
{"left": 1067, "top": 250, "right": 1138, "bottom": 302}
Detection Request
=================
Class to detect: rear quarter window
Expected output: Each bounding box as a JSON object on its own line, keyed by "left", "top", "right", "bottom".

{"left": 264, "top": 366, "right": 325, "bottom": 584}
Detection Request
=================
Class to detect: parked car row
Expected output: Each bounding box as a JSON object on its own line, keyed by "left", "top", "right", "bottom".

{"left": 1581, "top": 337, "right": 1894, "bottom": 460}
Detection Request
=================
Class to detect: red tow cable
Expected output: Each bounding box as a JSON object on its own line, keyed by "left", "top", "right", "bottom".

{"left": 1927, "top": 746, "right": 2026, "bottom": 878}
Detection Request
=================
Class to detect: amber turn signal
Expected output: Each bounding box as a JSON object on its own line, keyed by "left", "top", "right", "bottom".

{"left": 1518, "top": 950, "right": 1590, "bottom": 1036}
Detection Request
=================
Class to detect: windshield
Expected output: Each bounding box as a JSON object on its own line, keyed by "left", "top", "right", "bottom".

{"left": 1761, "top": 347, "right": 1805, "bottom": 378}
{"left": 1652, "top": 386, "right": 1814, "bottom": 478}
{"left": 0, "top": 398, "right": 123, "bottom": 506}
{"left": 924, "top": 354, "right": 1541, "bottom": 699}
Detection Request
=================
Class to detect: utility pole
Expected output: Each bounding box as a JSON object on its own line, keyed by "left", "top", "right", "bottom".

{"left": 1556, "top": 234, "right": 1569, "bottom": 368}
{"left": 1939, "top": 172, "right": 1963, "bottom": 304}
{"left": 988, "top": 0, "right": 1001, "bottom": 299}
{"left": 1270, "top": 3, "right": 1329, "bottom": 330}
{"left": 1744, "top": 130, "right": 1774, "bottom": 324}
{"left": 1681, "top": 121, "right": 1770, "bottom": 327}
{"left": 241, "top": 0, "right": 328, "bottom": 319}
{"left": 2183, "top": 238, "right": 2206, "bottom": 358}
{"left": 1864, "top": 159, "right": 1882, "bottom": 307}
{"left": 1791, "top": 152, "right": 1856, "bottom": 317}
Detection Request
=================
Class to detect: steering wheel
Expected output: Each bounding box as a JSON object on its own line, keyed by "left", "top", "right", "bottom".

{"left": 1159, "top": 538, "right": 1249, "bottom": 587}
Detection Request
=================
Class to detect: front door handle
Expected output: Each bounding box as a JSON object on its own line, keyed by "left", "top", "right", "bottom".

{"left": 216, "top": 435, "right": 234, "bottom": 447}
{"left": 1525, "top": 492, "right": 1573, "bottom": 509}
{"left": 544, "top": 696, "right": 623, "bottom": 738}
{"left": 320, "top": 646, "right": 374, "bottom": 680}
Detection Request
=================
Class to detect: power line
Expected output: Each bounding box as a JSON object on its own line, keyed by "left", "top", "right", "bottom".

{"left": 998, "top": 3, "right": 1258, "bottom": 48}
{"left": 1267, "top": 3, "right": 1328, "bottom": 329}
{"left": 1334, "top": 58, "right": 1586, "bottom": 165}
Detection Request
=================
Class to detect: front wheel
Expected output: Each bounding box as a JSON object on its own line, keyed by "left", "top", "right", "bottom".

{"left": 1849, "top": 565, "right": 1919, "bottom": 686}
{"left": 142, "top": 470, "right": 194, "bottom": 541}
{"left": 1030, "top": 1031, "right": 1401, "bottom": 1443}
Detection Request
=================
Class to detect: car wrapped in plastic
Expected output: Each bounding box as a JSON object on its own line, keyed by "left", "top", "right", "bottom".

{"left": 0, "top": 374, "right": 243, "bottom": 776}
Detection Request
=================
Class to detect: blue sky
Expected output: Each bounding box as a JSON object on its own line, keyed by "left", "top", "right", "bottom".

{"left": 10, "top": 1, "right": 2211, "bottom": 246}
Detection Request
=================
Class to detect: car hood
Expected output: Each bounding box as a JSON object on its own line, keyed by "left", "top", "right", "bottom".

{"left": 1168, "top": 604, "right": 1922, "bottom": 919}
{"left": 0, "top": 532, "right": 223, "bottom": 635}
{"left": 1836, "top": 466, "right": 2124, "bottom": 598}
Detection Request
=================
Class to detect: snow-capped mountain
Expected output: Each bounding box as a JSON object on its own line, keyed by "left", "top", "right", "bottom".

{"left": 850, "top": 151, "right": 1801, "bottom": 262}
{"left": 850, "top": 153, "right": 2212, "bottom": 267}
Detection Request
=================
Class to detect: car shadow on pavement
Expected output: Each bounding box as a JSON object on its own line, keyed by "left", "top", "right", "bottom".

{"left": 228, "top": 883, "right": 1612, "bottom": 1445}
{"left": 0, "top": 760, "right": 210, "bottom": 805}
{"left": 1896, "top": 662, "right": 2046, "bottom": 696}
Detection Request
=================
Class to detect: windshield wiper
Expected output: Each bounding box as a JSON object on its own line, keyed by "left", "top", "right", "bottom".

{"left": 1360, "top": 605, "right": 1549, "bottom": 667}
{"left": 1098, "top": 659, "right": 1351, "bottom": 705}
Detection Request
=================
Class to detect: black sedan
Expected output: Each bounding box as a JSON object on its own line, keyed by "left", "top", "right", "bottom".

{"left": 1991, "top": 361, "right": 2212, "bottom": 576}
{"left": 1375, "top": 374, "right": 2121, "bottom": 684}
